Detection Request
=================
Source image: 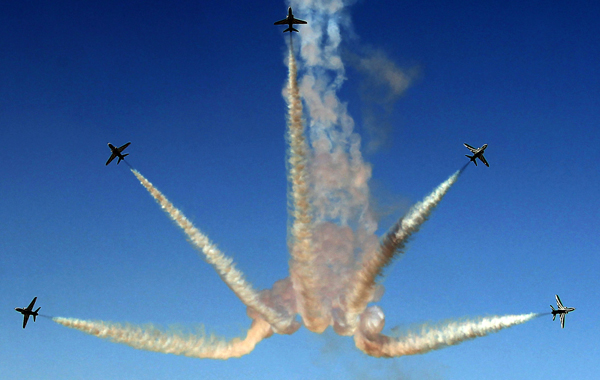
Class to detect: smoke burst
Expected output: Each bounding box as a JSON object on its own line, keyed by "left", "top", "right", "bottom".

{"left": 53, "top": 1, "right": 537, "bottom": 360}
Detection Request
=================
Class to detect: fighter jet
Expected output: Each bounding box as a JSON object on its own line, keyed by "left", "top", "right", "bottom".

{"left": 274, "top": 7, "right": 307, "bottom": 33}
{"left": 15, "top": 297, "right": 41, "bottom": 329}
{"left": 551, "top": 294, "right": 575, "bottom": 328}
{"left": 464, "top": 143, "right": 489, "bottom": 167}
{"left": 106, "top": 142, "right": 131, "bottom": 166}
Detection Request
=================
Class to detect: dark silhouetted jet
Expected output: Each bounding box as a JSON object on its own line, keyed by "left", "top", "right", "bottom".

{"left": 274, "top": 7, "right": 307, "bottom": 33}
{"left": 464, "top": 143, "right": 489, "bottom": 167}
{"left": 106, "top": 142, "right": 131, "bottom": 165}
{"left": 551, "top": 294, "right": 575, "bottom": 328}
{"left": 15, "top": 297, "right": 40, "bottom": 329}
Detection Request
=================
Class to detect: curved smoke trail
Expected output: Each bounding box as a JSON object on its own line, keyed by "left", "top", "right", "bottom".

{"left": 53, "top": 317, "right": 273, "bottom": 359}
{"left": 131, "top": 169, "right": 298, "bottom": 335}
{"left": 353, "top": 306, "right": 540, "bottom": 357}
{"left": 346, "top": 170, "right": 462, "bottom": 325}
{"left": 285, "top": 40, "right": 328, "bottom": 333}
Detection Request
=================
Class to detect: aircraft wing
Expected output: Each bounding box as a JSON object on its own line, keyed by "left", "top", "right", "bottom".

{"left": 26, "top": 297, "right": 37, "bottom": 312}
{"left": 556, "top": 294, "right": 565, "bottom": 309}
{"left": 274, "top": 19, "right": 289, "bottom": 25}
{"left": 479, "top": 154, "right": 490, "bottom": 167}
{"left": 106, "top": 153, "right": 117, "bottom": 166}
{"left": 23, "top": 314, "right": 30, "bottom": 329}
{"left": 560, "top": 313, "right": 565, "bottom": 328}
{"left": 291, "top": 18, "right": 307, "bottom": 24}
{"left": 464, "top": 143, "right": 477, "bottom": 152}
{"left": 117, "top": 142, "right": 131, "bottom": 152}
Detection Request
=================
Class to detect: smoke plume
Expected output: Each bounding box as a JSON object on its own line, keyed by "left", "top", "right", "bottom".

{"left": 353, "top": 307, "right": 539, "bottom": 357}
{"left": 131, "top": 169, "right": 298, "bottom": 335}
{"left": 53, "top": 317, "right": 273, "bottom": 359}
{"left": 285, "top": 39, "right": 327, "bottom": 333}
{"left": 345, "top": 171, "right": 462, "bottom": 326}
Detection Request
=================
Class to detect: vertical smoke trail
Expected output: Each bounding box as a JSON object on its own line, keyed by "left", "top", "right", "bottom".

{"left": 353, "top": 306, "right": 539, "bottom": 357}
{"left": 346, "top": 171, "right": 461, "bottom": 326}
{"left": 131, "top": 169, "right": 298, "bottom": 334}
{"left": 290, "top": 0, "right": 380, "bottom": 336}
{"left": 53, "top": 316, "right": 273, "bottom": 359}
{"left": 285, "top": 41, "right": 327, "bottom": 333}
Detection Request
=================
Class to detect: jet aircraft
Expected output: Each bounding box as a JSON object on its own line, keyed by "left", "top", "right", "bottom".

{"left": 464, "top": 143, "right": 489, "bottom": 167}
{"left": 106, "top": 142, "right": 131, "bottom": 166}
{"left": 274, "top": 7, "right": 307, "bottom": 33}
{"left": 551, "top": 294, "right": 575, "bottom": 328}
{"left": 15, "top": 297, "right": 41, "bottom": 329}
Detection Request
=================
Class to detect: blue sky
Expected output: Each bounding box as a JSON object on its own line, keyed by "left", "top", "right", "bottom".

{"left": 2, "top": 0, "right": 599, "bottom": 378}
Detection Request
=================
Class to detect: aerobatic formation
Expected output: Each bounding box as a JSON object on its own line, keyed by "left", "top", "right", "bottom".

{"left": 50, "top": 3, "right": 548, "bottom": 359}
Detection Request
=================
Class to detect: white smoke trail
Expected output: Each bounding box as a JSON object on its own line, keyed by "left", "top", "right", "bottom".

{"left": 353, "top": 306, "right": 539, "bottom": 358}
{"left": 53, "top": 316, "right": 273, "bottom": 359}
{"left": 131, "top": 169, "right": 298, "bottom": 334}
{"left": 346, "top": 171, "right": 462, "bottom": 325}
{"left": 285, "top": 42, "right": 328, "bottom": 333}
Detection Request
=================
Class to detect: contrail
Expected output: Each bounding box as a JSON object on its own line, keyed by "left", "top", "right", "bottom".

{"left": 285, "top": 39, "right": 328, "bottom": 333}
{"left": 53, "top": 316, "right": 273, "bottom": 359}
{"left": 353, "top": 306, "right": 540, "bottom": 357}
{"left": 346, "top": 170, "right": 462, "bottom": 326}
{"left": 130, "top": 169, "right": 298, "bottom": 334}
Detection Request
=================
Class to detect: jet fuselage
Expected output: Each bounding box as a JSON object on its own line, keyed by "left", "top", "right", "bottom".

{"left": 15, "top": 307, "right": 38, "bottom": 316}
{"left": 551, "top": 307, "right": 575, "bottom": 316}
{"left": 108, "top": 143, "right": 125, "bottom": 160}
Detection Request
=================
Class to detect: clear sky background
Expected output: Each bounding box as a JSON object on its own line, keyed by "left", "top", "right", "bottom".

{"left": 2, "top": 0, "right": 599, "bottom": 379}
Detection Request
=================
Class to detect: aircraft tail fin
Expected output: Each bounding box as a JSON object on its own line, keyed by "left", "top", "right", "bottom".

{"left": 284, "top": 26, "right": 299, "bottom": 33}
{"left": 117, "top": 154, "right": 129, "bottom": 165}
{"left": 33, "top": 307, "right": 40, "bottom": 322}
{"left": 465, "top": 154, "right": 477, "bottom": 166}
